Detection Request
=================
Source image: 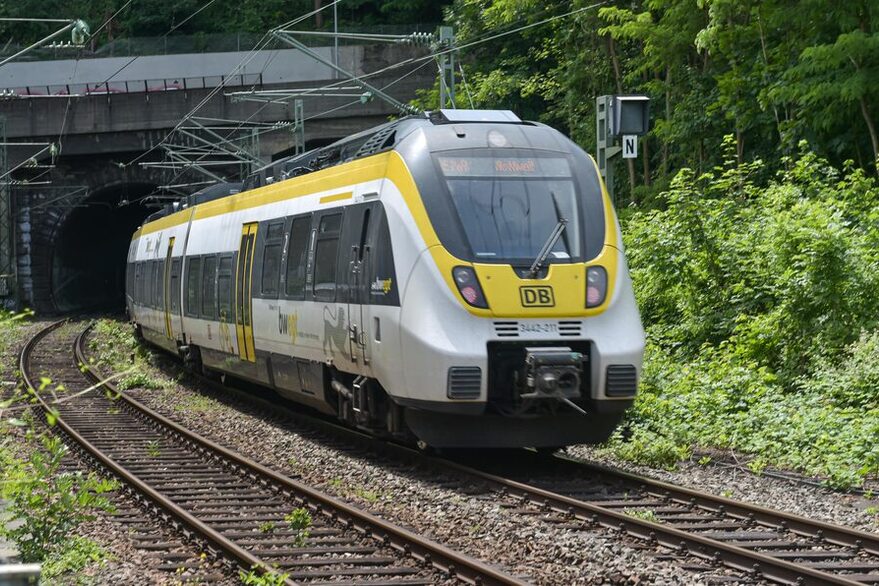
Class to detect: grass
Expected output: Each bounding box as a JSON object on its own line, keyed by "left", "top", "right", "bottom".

{"left": 239, "top": 567, "right": 290, "bottom": 586}
{"left": 145, "top": 440, "right": 161, "bottom": 458}
{"left": 41, "top": 536, "right": 111, "bottom": 584}
{"left": 325, "top": 477, "right": 384, "bottom": 504}
{"left": 172, "top": 392, "right": 221, "bottom": 413}
{"left": 87, "top": 320, "right": 175, "bottom": 391}
{"left": 623, "top": 509, "right": 661, "bottom": 523}
{"left": 353, "top": 488, "right": 381, "bottom": 503}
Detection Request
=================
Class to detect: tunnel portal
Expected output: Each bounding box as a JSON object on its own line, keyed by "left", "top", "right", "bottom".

{"left": 50, "top": 183, "right": 155, "bottom": 313}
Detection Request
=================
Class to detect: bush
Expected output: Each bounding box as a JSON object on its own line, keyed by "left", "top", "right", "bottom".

{"left": 0, "top": 435, "right": 117, "bottom": 562}
{"left": 608, "top": 141, "right": 879, "bottom": 486}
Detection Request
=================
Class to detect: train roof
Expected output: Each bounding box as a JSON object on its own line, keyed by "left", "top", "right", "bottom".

{"left": 138, "top": 110, "right": 529, "bottom": 229}
{"left": 242, "top": 109, "right": 528, "bottom": 191}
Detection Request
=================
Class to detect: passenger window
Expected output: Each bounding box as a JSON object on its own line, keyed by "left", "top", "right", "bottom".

{"left": 261, "top": 244, "right": 282, "bottom": 296}
{"left": 201, "top": 256, "right": 217, "bottom": 318}
{"left": 320, "top": 214, "right": 341, "bottom": 233}
{"left": 260, "top": 220, "right": 284, "bottom": 297}
{"left": 314, "top": 239, "right": 339, "bottom": 298}
{"left": 217, "top": 255, "right": 233, "bottom": 321}
{"left": 358, "top": 209, "right": 371, "bottom": 261}
{"left": 267, "top": 222, "right": 284, "bottom": 240}
{"left": 284, "top": 216, "right": 310, "bottom": 297}
{"left": 169, "top": 259, "right": 181, "bottom": 312}
{"left": 313, "top": 212, "right": 341, "bottom": 299}
{"left": 135, "top": 262, "right": 144, "bottom": 304}
{"left": 150, "top": 261, "right": 159, "bottom": 307}
{"left": 185, "top": 257, "right": 202, "bottom": 317}
{"left": 143, "top": 261, "right": 151, "bottom": 306}
{"left": 155, "top": 260, "right": 164, "bottom": 308}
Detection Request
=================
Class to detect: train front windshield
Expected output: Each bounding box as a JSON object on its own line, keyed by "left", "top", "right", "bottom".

{"left": 434, "top": 150, "right": 585, "bottom": 265}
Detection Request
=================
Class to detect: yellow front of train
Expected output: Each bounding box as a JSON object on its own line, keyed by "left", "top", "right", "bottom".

{"left": 385, "top": 111, "right": 645, "bottom": 448}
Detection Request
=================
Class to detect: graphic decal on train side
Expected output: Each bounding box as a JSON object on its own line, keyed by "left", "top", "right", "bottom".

{"left": 370, "top": 277, "right": 393, "bottom": 296}
{"left": 322, "top": 305, "right": 349, "bottom": 360}
{"left": 278, "top": 310, "right": 299, "bottom": 345}
{"left": 218, "top": 316, "right": 235, "bottom": 354}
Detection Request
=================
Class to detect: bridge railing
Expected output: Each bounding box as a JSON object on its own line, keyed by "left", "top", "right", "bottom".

{"left": 3, "top": 73, "right": 263, "bottom": 98}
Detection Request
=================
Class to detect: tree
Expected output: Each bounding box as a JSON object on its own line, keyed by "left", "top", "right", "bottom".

{"left": 773, "top": 27, "right": 879, "bottom": 173}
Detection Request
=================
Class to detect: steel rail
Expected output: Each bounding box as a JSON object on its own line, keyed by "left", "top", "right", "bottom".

{"left": 20, "top": 320, "right": 285, "bottom": 584}
{"left": 437, "top": 459, "right": 864, "bottom": 586}
{"left": 148, "top": 358, "right": 874, "bottom": 586}
{"left": 551, "top": 453, "right": 879, "bottom": 556}
{"left": 69, "top": 322, "right": 527, "bottom": 586}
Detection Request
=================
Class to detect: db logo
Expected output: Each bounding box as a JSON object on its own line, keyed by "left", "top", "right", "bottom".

{"left": 520, "top": 286, "right": 555, "bottom": 307}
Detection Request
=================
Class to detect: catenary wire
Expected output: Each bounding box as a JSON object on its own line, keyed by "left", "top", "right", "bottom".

{"left": 134, "top": 57, "right": 435, "bottom": 202}
{"left": 130, "top": 1, "right": 606, "bottom": 187}
{"left": 125, "top": 0, "right": 343, "bottom": 168}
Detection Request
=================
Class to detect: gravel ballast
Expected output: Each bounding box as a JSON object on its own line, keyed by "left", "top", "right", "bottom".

{"left": 93, "top": 341, "right": 712, "bottom": 584}
{"left": 3, "top": 320, "right": 236, "bottom": 585}
{"left": 568, "top": 445, "right": 879, "bottom": 536}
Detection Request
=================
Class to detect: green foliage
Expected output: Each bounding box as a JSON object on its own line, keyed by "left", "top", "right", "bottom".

{"left": 0, "top": 435, "right": 117, "bottom": 563}
{"left": 604, "top": 427, "right": 690, "bottom": 471}
{"left": 41, "top": 536, "right": 110, "bottom": 582}
{"left": 0, "top": 308, "right": 33, "bottom": 356}
{"left": 354, "top": 488, "right": 381, "bottom": 503}
{"left": 607, "top": 146, "right": 879, "bottom": 487}
{"left": 88, "top": 320, "right": 173, "bottom": 391}
{"left": 239, "top": 567, "right": 290, "bottom": 586}
{"left": 145, "top": 440, "right": 161, "bottom": 458}
{"left": 284, "top": 508, "right": 312, "bottom": 547}
{"left": 440, "top": 0, "right": 879, "bottom": 202}
{"left": 0, "top": 1, "right": 450, "bottom": 48}
{"left": 623, "top": 509, "right": 660, "bottom": 523}
{"left": 172, "top": 392, "right": 220, "bottom": 413}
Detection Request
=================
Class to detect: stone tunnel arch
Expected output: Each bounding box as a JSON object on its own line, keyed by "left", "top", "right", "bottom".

{"left": 19, "top": 158, "right": 164, "bottom": 314}
{"left": 49, "top": 183, "right": 154, "bottom": 313}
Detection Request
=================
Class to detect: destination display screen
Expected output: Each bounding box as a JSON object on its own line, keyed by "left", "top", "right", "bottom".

{"left": 437, "top": 156, "right": 571, "bottom": 178}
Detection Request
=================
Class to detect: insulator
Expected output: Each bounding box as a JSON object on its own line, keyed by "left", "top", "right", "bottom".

{"left": 399, "top": 32, "right": 434, "bottom": 46}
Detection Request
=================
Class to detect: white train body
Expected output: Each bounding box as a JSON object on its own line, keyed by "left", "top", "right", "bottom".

{"left": 127, "top": 110, "right": 645, "bottom": 448}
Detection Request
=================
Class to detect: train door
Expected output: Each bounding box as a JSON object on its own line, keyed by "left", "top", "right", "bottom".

{"left": 235, "top": 223, "right": 258, "bottom": 362}
{"left": 346, "top": 205, "right": 374, "bottom": 365}
{"left": 162, "top": 237, "right": 175, "bottom": 338}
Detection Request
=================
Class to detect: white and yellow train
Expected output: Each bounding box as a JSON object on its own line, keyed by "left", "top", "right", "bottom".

{"left": 126, "top": 109, "right": 645, "bottom": 448}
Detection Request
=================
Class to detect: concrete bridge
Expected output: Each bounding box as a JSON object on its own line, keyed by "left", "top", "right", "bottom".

{"left": 0, "top": 42, "right": 433, "bottom": 313}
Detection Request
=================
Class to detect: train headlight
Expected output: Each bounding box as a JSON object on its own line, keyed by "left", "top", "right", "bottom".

{"left": 452, "top": 266, "right": 489, "bottom": 309}
{"left": 586, "top": 266, "right": 607, "bottom": 308}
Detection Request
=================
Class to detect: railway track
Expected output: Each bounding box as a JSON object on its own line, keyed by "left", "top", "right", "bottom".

{"left": 21, "top": 320, "right": 527, "bottom": 586}
{"left": 455, "top": 452, "right": 879, "bottom": 586}
{"left": 110, "top": 342, "right": 879, "bottom": 586}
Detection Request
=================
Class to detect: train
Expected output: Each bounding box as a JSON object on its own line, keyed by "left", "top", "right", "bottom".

{"left": 126, "top": 109, "right": 645, "bottom": 449}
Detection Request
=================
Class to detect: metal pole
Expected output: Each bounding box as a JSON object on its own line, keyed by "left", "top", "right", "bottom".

{"left": 596, "top": 95, "right": 621, "bottom": 204}
{"left": 0, "top": 116, "right": 15, "bottom": 301}
{"left": 333, "top": 1, "right": 339, "bottom": 79}
{"left": 293, "top": 99, "right": 305, "bottom": 156}
{"left": 438, "top": 26, "right": 455, "bottom": 109}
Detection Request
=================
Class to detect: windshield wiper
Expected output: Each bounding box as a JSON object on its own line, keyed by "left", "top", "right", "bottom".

{"left": 550, "top": 190, "right": 571, "bottom": 253}
{"left": 528, "top": 218, "right": 567, "bottom": 278}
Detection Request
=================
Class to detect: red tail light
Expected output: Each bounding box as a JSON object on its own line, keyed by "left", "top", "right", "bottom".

{"left": 452, "top": 266, "right": 489, "bottom": 309}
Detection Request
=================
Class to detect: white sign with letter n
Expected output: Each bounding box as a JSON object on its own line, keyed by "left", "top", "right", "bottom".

{"left": 622, "top": 134, "right": 638, "bottom": 159}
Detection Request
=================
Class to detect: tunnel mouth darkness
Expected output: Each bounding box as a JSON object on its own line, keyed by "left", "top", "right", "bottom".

{"left": 51, "top": 183, "right": 155, "bottom": 313}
